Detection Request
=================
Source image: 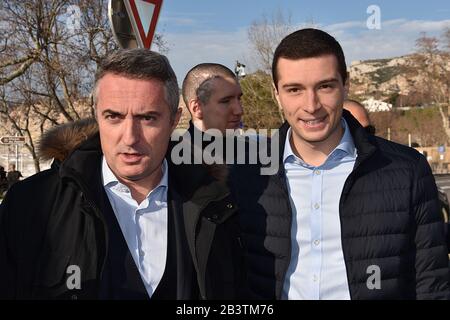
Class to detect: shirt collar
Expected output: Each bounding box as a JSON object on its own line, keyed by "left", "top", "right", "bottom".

{"left": 283, "top": 117, "right": 357, "bottom": 165}
{"left": 335, "top": 118, "right": 356, "bottom": 158}
{"left": 102, "top": 156, "right": 168, "bottom": 193}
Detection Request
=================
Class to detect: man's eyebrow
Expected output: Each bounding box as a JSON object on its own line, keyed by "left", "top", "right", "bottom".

{"left": 316, "top": 78, "right": 340, "bottom": 85}
{"left": 101, "top": 110, "right": 163, "bottom": 117}
{"left": 281, "top": 82, "right": 306, "bottom": 89}
{"left": 218, "top": 94, "right": 238, "bottom": 100}
{"left": 135, "top": 111, "right": 162, "bottom": 117}
{"left": 102, "top": 109, "right": 123, "bottom": 116}
{"left": 281, "top": 78, "right": 340, "bottom": 89}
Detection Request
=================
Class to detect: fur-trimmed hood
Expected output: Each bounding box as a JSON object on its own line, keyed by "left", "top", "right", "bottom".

{"left": 38, "top": 118, "right": 99, "bottom": 162}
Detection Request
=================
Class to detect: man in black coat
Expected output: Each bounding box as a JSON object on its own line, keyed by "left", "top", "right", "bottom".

{"left": 0, "top": 49, "right": 243, "bottom": 300}
{"left": 230, "top": 28, "right": 450, "bottom": 299}
{"left": 172, "top": 63, "right": 247, "bottom": 297}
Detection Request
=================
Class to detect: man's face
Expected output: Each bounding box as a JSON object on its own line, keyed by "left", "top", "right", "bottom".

{"left": 275, "top": 54, "right": 347, "bottom": 148}
{"left": 96, "top": 73, "right": 179, "bottom": 184}
{"left": 200, "top": 76, "right": 243, "bottom": 132}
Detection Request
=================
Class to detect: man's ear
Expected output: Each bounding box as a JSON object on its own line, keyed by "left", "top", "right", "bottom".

{"left": 272, "top": 82, "right": 282, "bottom": 110}
{"left": 188, "top": 98, "right": 203, "bottom": 120}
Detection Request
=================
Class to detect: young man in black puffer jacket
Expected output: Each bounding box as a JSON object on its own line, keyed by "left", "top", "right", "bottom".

{"left": 230, "top": 28, "right": 450, "bottom": 300}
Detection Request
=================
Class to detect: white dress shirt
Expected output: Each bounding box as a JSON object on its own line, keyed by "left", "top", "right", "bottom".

{"left": 282, "top": 119, "right": 357, "bottom": 300}
{"left": 102, "top": 157, "right": 168, "bottom": 298}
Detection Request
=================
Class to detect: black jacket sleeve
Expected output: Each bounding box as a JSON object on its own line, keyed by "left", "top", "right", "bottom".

{"left": 0, "top": 186, "right": 18, "bottom": 299}
{"left": 413, "top": 155, "right": 450, "bottom": 299}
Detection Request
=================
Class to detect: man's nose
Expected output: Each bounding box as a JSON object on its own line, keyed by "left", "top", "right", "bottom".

{"left": 301, "top": 90, "right": 322, "bottom": 114}
{"left": 233, "top": 98, "right": 244, "bottom": 117}
{"left": 122, "top": 118, "right": 140, "bottom": 146}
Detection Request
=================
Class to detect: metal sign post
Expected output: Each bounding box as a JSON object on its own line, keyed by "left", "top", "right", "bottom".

{"left": 108, "top": 0, "right": 163, "bottom": 49}
{"left": 0, "top": 136, "right": 25, "bottom": 145}
{"left": 0, "top": 135, "right": 25, "bottom": 170}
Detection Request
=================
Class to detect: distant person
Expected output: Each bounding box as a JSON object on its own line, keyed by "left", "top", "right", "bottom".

{"left": 0, "top": 166, "right": 6, "bottom": 182}
{"left": 6, "top": 164, "right": 22, "bottom": 188}
{"left": 343, "top": 99, "right": 375, "bottom": 134}
{"left": 234, "top": 61, "right": 246, "bottom": 79}
{"left": 0, "top": 166, "right": 7, "bottom": 195}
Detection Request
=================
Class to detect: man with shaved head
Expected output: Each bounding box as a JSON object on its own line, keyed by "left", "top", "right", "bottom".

{"left": 182, "top": 63, "right": 243, "bottom": 133}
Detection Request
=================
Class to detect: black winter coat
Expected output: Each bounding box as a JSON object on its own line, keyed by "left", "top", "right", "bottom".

{"left": 230, "top": 110, "right": 450, "bottom": 300}
{"left": 0, "top": 119, "right": 244, "bottom": 300}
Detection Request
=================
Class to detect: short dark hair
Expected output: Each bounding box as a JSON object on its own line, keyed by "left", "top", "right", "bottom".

{"left": 272, "top": 28, "right": 347, "bottom": 89}
{"left": 93, "top": 49, "right": 179, "bottom": 118}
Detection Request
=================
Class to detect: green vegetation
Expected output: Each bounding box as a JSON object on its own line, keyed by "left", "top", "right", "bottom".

{"left": 387, "top": 92, "right": 400, "bottom": 106}
{"left": 240, "top": 71, "right": 283, "bottom": 129}
{"left": 368, "top": 65, "right": 410, "bottom": 84}
{"left": 365, "top": 58, "right": 391, "bottom": 65}
{"left": 371, "top": 106, "right": 448, "bottom": 146}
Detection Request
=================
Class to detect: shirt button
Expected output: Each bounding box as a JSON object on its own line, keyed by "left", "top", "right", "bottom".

{"left": 313, "top": 275, "right": 318, "bottom": 282}
{"left": 139, "top": 250, "right": 145, "bottom": 257}
{"left": 314, "top": 203, "right": 320, "bottom": 210}
{"left": 226, "top": 203, "right": 233, "bottom": 209}
{"left": 314, "top": 240, "right": 320, "bottom": 246}
{"left": 315, "top": 170, "right": 321, "bottom": 175}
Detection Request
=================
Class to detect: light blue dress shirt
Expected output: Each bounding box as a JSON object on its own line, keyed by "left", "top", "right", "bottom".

{"left": 282, "top": 118, "right": 357, "bottom": 300}
{"left": 102, "top": 157, "right": 168, "bottom": 298}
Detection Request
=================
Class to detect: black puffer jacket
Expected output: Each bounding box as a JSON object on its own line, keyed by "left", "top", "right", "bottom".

{"left": 0, "top": 119, "right": 244, "bottom": 300}
{"left": 230, "top": 110, "right": 450, "bottom": 300}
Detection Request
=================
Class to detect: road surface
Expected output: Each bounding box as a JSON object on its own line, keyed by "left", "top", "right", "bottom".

{"left": 435, "top": 174, "right": 450, "bottom": 200}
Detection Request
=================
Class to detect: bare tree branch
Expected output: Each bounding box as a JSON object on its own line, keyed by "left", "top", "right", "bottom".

{"left": 0, "top": 57, "right": 35, "bottom": 85}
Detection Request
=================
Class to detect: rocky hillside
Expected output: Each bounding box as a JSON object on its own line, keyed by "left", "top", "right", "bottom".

{"left": 349, "top": 53, "right": 450, "bottom": 105}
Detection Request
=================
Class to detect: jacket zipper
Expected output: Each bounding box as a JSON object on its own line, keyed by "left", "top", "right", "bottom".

{"left": 84, "top": 198, "right": 109, "bottom": 282}
{"left": 338, "top": 175, "right": 354, "bottom": 300}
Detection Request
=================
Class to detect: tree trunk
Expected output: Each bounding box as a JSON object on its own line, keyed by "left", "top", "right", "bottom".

{"left": 438, "top": 104, "right": 450, "bottom": 144}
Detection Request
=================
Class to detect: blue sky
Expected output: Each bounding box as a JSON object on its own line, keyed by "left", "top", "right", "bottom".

{"left": 152, "top": 0, "right": 450, "bottom": 83}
